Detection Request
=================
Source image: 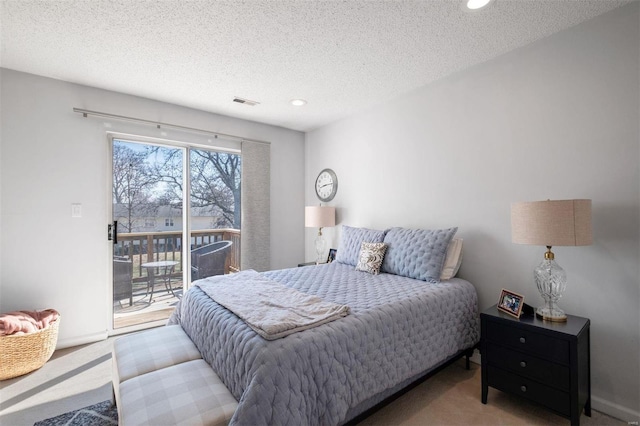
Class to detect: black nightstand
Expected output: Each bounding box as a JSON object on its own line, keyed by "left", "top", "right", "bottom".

{"left": 481, "top": 304, "right": 591, "bottom": 426}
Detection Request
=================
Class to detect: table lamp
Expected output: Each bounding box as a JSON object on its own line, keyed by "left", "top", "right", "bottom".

{"left": 511, "top": 199, "right": 592, "bottom": 321}
{"left": 305, "top": 206, "right": 336, "bottom": 264}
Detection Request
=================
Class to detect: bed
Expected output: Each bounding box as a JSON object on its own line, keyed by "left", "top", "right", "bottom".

{"left": 168, "top": 226, "right": 480, "bottom": 425}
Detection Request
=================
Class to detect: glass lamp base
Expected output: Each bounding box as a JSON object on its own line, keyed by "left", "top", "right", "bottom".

{"left": 534, "top": 255, "right": 568, "bottom": 323}
{"left": 314, "top": 233, "right": 326, "bottom": 265}
{"left": 535, "top": 306, "right": 567, "bottom": 322}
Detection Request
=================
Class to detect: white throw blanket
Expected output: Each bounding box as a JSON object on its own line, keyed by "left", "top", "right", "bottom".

{"left": 195, "top": 270, "right": 350, "bottom": 340}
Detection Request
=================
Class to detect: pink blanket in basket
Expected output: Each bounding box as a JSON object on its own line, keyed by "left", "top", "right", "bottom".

{"left": 0, "top": 309, "right": 59, "bottom": 336}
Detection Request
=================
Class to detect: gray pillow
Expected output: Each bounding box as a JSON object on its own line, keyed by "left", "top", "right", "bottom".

{"left": 335, "top": 225, "right": 386, "bottom": 266}
{"left": 381, "top": 227, "right": 458, "bottom": 282}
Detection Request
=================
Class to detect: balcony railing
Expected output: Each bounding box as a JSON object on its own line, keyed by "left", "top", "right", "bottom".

{"left": 114, "top": 228, "right": 241, "bottom": 282}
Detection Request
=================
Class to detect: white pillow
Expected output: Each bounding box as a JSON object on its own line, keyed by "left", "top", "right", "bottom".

{"left": 440, "top": 238, "right": 463, "bottom": 280}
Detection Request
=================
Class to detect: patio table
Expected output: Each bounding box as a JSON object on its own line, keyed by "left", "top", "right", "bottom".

{"left": 141, "top": 261, "right": 179, "bottom": 302}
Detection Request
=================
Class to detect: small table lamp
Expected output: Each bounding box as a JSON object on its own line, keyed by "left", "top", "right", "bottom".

{"left": 511, "top": 199, "right": 592, "bottom": 322}
{"left": 305, "top": 206, "right": 336, "bottom": 264}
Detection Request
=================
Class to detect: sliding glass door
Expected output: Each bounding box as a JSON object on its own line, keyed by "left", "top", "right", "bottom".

{"left": 189, "top": 148, "right": 242, "bottom": 282}
{"left": 110, "top": 137, "right": 241, "bottom": 331}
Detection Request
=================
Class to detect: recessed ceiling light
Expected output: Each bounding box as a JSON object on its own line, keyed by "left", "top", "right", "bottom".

{"left": 466, "top": 0, "right": 493, "bottom": 10}
{"left": 290, "top": 99, "right": 307, "bottom": 106}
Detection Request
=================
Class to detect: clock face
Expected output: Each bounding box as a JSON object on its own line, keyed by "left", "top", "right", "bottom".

{"left": 315, "top": 169, "right": 338, "bottom": 202}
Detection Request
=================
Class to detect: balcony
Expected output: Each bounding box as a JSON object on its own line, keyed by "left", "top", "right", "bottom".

{"left": 113, "top": 228, "right": 240, "bottom": 329}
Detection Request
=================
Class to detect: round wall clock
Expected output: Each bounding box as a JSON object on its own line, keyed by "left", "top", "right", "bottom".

{"left": 315, "top": 168, "right": 338, "bottom": 202}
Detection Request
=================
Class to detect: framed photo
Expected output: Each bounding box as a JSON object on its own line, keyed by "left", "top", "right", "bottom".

{"left": 497, "top": 289, "right": 525, "bottom": 318}
{"left": 327, "top": 248, "right": 337, "bottom": 263}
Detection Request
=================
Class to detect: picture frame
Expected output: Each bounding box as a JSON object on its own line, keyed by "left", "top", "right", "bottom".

{"left": 327, "top": 248, "right": 337, "bottom": 263}
{"left": 497, "top": 289, "right": 525, "bottom": 318}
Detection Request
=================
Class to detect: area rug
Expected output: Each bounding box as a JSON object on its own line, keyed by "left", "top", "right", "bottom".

{"left": 33, "top": 400, "right": 117, "bottom": 426}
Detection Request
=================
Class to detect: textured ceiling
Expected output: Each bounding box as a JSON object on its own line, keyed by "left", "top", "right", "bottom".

{"left": 0, "top": 0, "right": 631, "bottom": 132}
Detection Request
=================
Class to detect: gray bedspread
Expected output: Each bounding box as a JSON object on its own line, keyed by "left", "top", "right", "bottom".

{"left": 169, "top": 261, "right": 479, "bottom": 426}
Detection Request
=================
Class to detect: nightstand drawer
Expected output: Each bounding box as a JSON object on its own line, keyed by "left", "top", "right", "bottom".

{"left": 487, "top": 365, "right": 570, "bottom": 417}
{"left": 486, "top": 321, "right": 569, "bottom": 364}
{"left": 486, "top": 344, "right": 570, "bottom": 390}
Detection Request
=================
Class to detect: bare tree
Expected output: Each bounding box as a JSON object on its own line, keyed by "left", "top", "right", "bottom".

{"left": 149, "top": 147, "right": 241, "bottom": 229}
{"left": 112, "top": 143, "right": 154, "bottom": 232}
{"left": 115, "top": 141, "right": 240, "bottom": 231}
{"left": 147, "top": 147, "right": 183, "bottom": 209}
{"left": 190, "top": 150, "right": 241, "bottom": 228}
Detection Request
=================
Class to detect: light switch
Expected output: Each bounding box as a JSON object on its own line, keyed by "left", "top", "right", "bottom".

{"left": 71, "top": 203, "right": 82, "bottom": 218}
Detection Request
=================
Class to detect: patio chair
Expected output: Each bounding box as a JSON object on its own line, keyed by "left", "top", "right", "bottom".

{"left": 191, "top": 241, "right": 233, "bottom": 282}
{"left": 113, "top": 256, "right": 133, "bottom": 307}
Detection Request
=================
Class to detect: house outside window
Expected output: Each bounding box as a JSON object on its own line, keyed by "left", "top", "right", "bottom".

{"left": 165, "top": 218, "right": 174, "bottom": 227}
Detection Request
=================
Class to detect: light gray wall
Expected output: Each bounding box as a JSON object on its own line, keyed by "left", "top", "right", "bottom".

{"left": 0, "top": 69, "right": 305, "bottom": 347}
{"left": 306, "top": 3, "right": 639, "bottom": 421}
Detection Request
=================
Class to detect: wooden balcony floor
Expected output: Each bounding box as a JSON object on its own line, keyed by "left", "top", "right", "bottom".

{"left": 113, "top": 281, "right": 183, "bottom": 329}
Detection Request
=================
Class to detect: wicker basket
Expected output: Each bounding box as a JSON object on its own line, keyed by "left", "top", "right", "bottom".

{"left": 0, "top": 317, "right": 60, "bottom": 380}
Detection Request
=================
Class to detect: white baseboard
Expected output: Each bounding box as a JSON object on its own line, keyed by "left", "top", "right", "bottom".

{"left": 591, "top": 396, "right": 640, "bottom": 423}
{"left": 56, "top": 330, "right": 108, "bottom": 350}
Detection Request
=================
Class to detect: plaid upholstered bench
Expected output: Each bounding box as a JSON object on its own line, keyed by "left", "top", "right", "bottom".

{"left": 112, "top": 325, "right": 238, "bottom": 426}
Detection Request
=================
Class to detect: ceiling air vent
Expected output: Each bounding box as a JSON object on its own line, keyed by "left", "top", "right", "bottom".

{"left": 233, "top": 97, "right": 260, "bottom": 106}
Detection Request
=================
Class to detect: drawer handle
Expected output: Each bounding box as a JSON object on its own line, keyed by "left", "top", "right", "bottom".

{"left": 519, "top": 337, "right": 526, "bottom": 344}
{"left": 520, "top": 361, "right": 527, "bottom": 368}
{"left": 520, "top": 385, "right": 527, "bottom": 393}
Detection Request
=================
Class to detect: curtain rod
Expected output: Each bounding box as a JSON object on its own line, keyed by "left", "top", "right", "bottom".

{"left": 73, "top": 108, "right": 270, "bottom": 145}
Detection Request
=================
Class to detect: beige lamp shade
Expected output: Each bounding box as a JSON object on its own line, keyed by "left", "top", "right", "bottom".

{"left": 511, "top": 199, "right": 592, "bottom": 246}
{"left": 305, "top": 206, "right": 336, "bottom": 228}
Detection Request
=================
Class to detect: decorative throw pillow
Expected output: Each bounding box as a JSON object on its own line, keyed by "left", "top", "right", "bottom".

{"left": 335, "top": 225, "right": 386, "bottom": 266}
{"left": 440, "top": 238, "right": 464, "bottom": 280}
{"left": 381, "top": 227, "right": 458, "bottom": 282}
{"left": 355, "top": 242, "right": 388, "bottom": 275}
